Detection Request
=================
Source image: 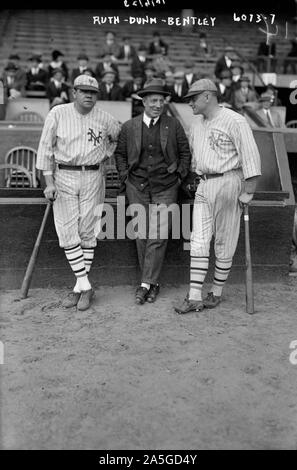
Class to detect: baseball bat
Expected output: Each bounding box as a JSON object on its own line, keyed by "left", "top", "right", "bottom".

{"left": 243, "top": 203, "right": 254, "bottom": 314}
{"left": 20, "top": 202, "right": 52, "bottom": 299}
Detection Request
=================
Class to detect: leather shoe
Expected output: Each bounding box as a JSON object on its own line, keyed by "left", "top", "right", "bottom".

{"left": 175, "top": 294, "right": 204, "bottom": 314}
{"left": 135, "top": 286, "right": 149, "bottom": 305}
{"left": 147, "top": 284, "right": 160, "bottom": 303}
{"left": 62, "top": 291, "right": 81, "bottom": 308}
{"left": 77, "top": 289, "right": 95, "bottom": 311}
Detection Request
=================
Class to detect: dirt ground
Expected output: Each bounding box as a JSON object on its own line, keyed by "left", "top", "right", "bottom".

{"left": 1, "top": 279, "right": 297, "bottom": 450}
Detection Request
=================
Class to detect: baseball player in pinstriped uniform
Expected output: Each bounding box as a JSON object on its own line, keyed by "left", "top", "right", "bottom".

{"left": 175, "top": 79, "right": 262, "bottom": 314}
{"left": 36, "top": 75, "right": 121, "bottom": 310}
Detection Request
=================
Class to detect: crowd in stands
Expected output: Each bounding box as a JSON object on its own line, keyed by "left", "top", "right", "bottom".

{"left": 1, "top": 29, "right": 294, "bottom": 124}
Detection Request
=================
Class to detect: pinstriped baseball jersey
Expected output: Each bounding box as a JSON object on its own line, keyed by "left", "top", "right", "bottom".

{"left": 189, "top": 107, "right": 261, "bottom": 179}
{"left": 36, "top": 102, "right": 121, "bottom": 171}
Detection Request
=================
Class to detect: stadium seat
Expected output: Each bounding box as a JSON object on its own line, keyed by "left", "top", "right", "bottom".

{"left": 286, "top": 120, "right": 297, "bottom": 129}
{"left": 0, "top": 163, "right": 33, "bottom": 188}
{"left": 4, "top": 146, "right": 40, "bottom": 188}
{"left": 14, "top": 111, "right": 44, "bottom": 123}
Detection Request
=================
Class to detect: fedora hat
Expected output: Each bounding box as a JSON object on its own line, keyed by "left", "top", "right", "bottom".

{"left": 137, "top": 78, "right": 171, "bottom": 97}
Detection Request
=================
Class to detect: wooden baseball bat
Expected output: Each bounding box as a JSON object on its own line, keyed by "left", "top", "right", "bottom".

{"left": 20, "top": 202, "right": 52, "bottom": 299}
{"left": 243, "top": 203, "right": 254, "bottom": 314}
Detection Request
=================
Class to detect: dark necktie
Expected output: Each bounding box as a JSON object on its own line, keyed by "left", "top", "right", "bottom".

{"left": 149, "top": 118, "right": 155, "bottom": 128}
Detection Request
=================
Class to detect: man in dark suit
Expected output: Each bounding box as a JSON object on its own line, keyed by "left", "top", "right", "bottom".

{"left": 148, "top": 31, "right": 168, "bottom": 56}
{"left": 117, "top": 36, "right": 137, "bottom": 60}
{"left": 214, "top": 46, "right": 235, "bottom": 79}
{"left": 114, "top": 78, "right": 191, "bottom": 305}
{"left": 71, "top": 54, "right": 93, "bottom": 83}
{"left": 26, "top": 54, "right": 48, "bottom": 92}
{"left": 122, "top": 74, "right": 144, "bottom": 116}
{"left": 48, "top": 50, "right": 69, "bottom": 81}
{"left": 216, "top": 69, "right": 233, "bottom": 108}
{"left": 1, "top": 61, "right": 27, "bottom": 100}
{"left": 46, "top": 67, "right": 70, "bottom": 108}
{"left": 95, "top": 53, "right": 119, "bottom": 83}
{"left": 97, "top": 69, "right": 123, "bottom": 101}
{"left": 165, "top": 70, "right": 189, "bottom": 103}
{"left": 131, "top": 45, "right": 150, "bottom": 80}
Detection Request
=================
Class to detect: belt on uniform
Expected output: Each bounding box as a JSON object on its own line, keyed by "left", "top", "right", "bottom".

{"left": 199, "top": 173, "right": 224, "bottom": 180}
{"left": 58, "top": 164, "right": 100, "bottom": 171}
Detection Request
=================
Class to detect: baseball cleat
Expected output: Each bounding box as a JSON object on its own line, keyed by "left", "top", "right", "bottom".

{"left": 77, "top": 289, "right": 95, "bottom": 311}
{"left": 203, "top": 292, "right": 221, "bottom": 308}
{"left": 147, "top": 284, "right": 160, "bottom": 303}
{"left": 174, "top": 294, "right": 204, "bottom": 314}
{"left": 135, "top": 286, "right": 149, "bottom": 305}
{"left": 62, "top": 291, "right": 81, "bottom": 308}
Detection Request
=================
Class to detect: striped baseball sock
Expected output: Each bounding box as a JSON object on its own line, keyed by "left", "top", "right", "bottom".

{"left": 189, "top": 256, "right": 209, "bottom": 301}
{"left": 82, "top": 248, "right": 95, "bottom": 273}
{"left": 212, "top": 258, "right": 233, "bottom": 297}
{"left": 64, "top": 245, "right": 91, "bottom": 293}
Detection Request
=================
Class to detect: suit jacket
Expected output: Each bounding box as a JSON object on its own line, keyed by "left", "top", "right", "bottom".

{"left": 48, "top": 62, "right": 69, "bottom": 81}
{"left": 46, "top": 81, "right": 70, "bottom": 104}
{"left": 1, "top": 69, "right": 27, "bottom": 98}
{"left": 216, "top": 83, "right": 232, "bottom": 105}
{"left": 121, "top": 79, "right": 143, "bottom": 99}
{"left": 183, "top": 73, "right": 199, "bottom": 88}
{"left": 26, "top": 68, "right": 48, "bottom": 90}
{"left": 114, "top": 113, "right": 191, "bottom": 188}
{"left": 71, "top": 67, "right": 94, "bottom": 83}
{"left": 95, "top": 62, "right": 119, "bottom": 82}
{"left": 97, "top": 82, "right": 123, "bottom": 101}
{"left": 255, "top": 108, "right": 283, "bottom": 128}
{"left": 165, "top": 82, "right": 189, "bottom": 103}
{"left": 117, "top": 44, "right": 137, "bottom": 60}
{"left": 214, "top": 55, "right": 233, "bottom": 78}
{"left": 148, "top": 39, "right": 168, "bottom": 56}
{"left": 131, "top": 56, "right": 150, "bottom": 79}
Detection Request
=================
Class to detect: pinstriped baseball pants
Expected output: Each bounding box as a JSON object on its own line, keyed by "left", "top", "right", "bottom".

{"left": 190, "top": 171, "right": 243, "bottom": 259}
{"left": 53, "top": 167, "right": 105, "bottom": 249}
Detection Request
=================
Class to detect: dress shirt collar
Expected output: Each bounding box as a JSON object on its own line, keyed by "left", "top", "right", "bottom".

{"left": 143, "top": 113, "right": 160, "bottom": 127}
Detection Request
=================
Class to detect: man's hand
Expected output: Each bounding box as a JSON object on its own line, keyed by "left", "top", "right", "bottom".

{"left": 44, "top": 184, "right": 57, "bottom": 202}
{"left": 239, "top": 192, "right": 253, "bottom": 205}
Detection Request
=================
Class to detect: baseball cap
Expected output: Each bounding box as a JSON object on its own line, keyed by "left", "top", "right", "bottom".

{"left": 74, "top": 74, "right": 99, "bottom": 92}
{"left": 183, "top": 78, "right": 217, "bottom": 99}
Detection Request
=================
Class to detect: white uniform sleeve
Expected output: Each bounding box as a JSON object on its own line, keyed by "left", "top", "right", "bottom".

{"left": 233, "top": 120, "right": 262, "bottom": 179}
{"left": 36, "top": 109, "right": 58, "bottom": 172}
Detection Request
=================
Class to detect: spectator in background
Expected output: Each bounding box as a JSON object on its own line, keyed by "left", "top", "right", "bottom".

{"left": 117, "top": 36, "right": 137, "bottom": 60}
{"left": 214, "top": 46, "right": 236, "bottom": 79}
{"left": 152, "top": 50, "right": 173, "bottom": 76}
{"left": 7, "top": 54, "right": 27, "bottom": 90}
{"left": 256, "top": 41, "right": 277, "bottom": 73}
{"left": 230, "top": 63, "right": 244, "bottom": 87}
{"left": 131, "top": 45, "right": 150, "bottom": 80}
{"left": 71, "top": 54, "right": 93, "bottom": 83}
{"left": 46, "top": 67, "right": 70, "bottom": 108}
{"left": 148, "top": 31, "right": 168, "bottom": 56}
{"left": 122, "top": 73, "right": 144, "bottom": 117}
{"left": 255, "top": 92, "right": 283, "bottom": 127}
{"left": 143, "top": 64, "right": 156, "bottom": 84}
{"left": 26, "top": 54, "right": 48, "bottom": 92}
{"left": 97, "top": 69, "right": 123, "bottom": 101}
{"left": 232, "top": 75, "right": 259, "bottom": 114}
{"left": 100, "top": 31, "right": 120, "bottom": 60}
{"left": 265, "top": 83, "right": 282, "bottom": 106}
{"left": 1, "top": 62, "right": 25, "bottom": 100}
{"left": 95, "top": 53, "right": 119, "bottom": 83}
{"left": 216, "top": 69, "right": 233, "bottom": 108}
{"left": 164, "top": 70, "right": 174, "bottom": 88}
{"left": 2, "top": 60, "right": 26, "bottom": 99}
{"left": 83, "top": 68, "right": 96, "bottom": 77}
{"left": 48, "top": 50, "right": 69, "bottom": 81}
{"left": 166, "top": 70, "right": 188, "bottom": 103}
{"left": 283, "top": 36, "right": 297, "bottom": 74}
{"left": 196, "top": 32, "right": 215, "bottom": 57}
{"left": 183, "top": 60, "right": 199, "bottom": 87}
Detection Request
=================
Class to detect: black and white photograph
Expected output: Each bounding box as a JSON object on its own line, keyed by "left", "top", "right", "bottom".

{"left": 0, "top": 0, "right": 297, "bottom": 455}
